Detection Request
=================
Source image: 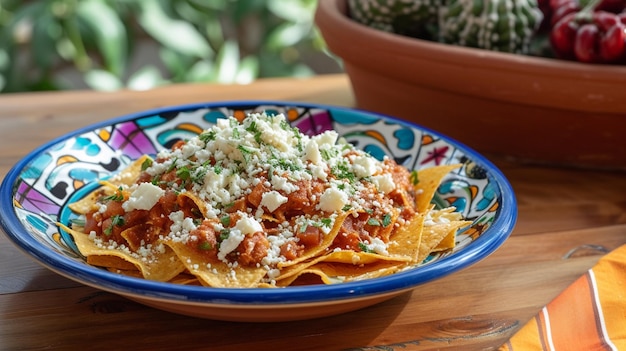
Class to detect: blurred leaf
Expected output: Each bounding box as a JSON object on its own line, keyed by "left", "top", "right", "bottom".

{"left": 84, "top": 69, "right": 122, "bottom": 91}
{"left": 185, "top": 59, "right": 214, "bottom": 82}
{"left": 159, "top": 47, "right": 190, "bottom": 80}
{"left": 290, "top": 63, "right": 315, "bottom": 77}
{"left": 235, "top": 56, "right": 259, "bottom": 84}
{"left": 231, "top": 1, "right": 266, "bottom": 24}
{"left": 30, "top": 11, "right": 59, "bottom": 70}
{"left": 128, "top": 65, "right": 164, "bottom": 90}
{"left": 0, "top": 48, "right": 8, "bottom": 70}
{"left": 138, "top": 1, "right": 212, "bottom": 58}
{"left": 56, "top": 37, "right": 76, "bottom": 61}
{"left": 77, "top": 0, "right": 127, "bottom": 76}
{"left": 188, "top": 0, "right": 227, "bottom": 11}
{"left": 214, "top": 39, "right": 239, "bottom": 83}
{"left": 4, "top": 2, "right": 46, "bottom": 38}
{"left": 267, "top": 0, "right": 316, "bottom": 23}
{"left": 266, "top": 22, "right": 310, "bottom": 51}
{"left": 204, "top": 14, "right": 224, "bottom": 49}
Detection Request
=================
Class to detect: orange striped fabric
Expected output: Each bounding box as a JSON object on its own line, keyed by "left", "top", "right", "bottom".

{"left": 500, "top": 244, "right": 626, "bottom": 351}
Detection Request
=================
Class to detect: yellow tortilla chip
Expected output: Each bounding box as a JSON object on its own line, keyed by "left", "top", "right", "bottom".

{"left": 87, "top": 254, "right": 138, "bottom": 271}
{"left": 69, "top": 155, "right": 152, "bottom": 214}
{"left": 414, "top": 164, "right": 461, "bottom": 213}
{"left": 163, "top": 240, "right": 268, "bottom": 288}
{"left": 432, "top": 209, "right": 469, "bottom": 251}
{"left": 108, "top": 155, "right": 153, "bottom": 186}
{"left": 59, "top": 223, "right": 186, "bottom": 282}
{"left": 277, "top": 259, "right": 408, "bottom": 286}
{"left": 386, "top": 213, "right": 425, "bottom": 262}
{"left": 417, "top": 208, "right": 472, "bottom": 263}
{"left": 277, "top": 211, "right": 350, "bottom": 269}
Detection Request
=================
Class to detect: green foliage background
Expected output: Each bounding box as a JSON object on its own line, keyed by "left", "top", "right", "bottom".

{"left": 0, "top": 0, "right": 338, "bottom": 93}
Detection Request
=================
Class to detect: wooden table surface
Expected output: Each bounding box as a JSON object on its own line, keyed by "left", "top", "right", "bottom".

{"left": 1, "top": 74, "right": 625, "bottom": 351}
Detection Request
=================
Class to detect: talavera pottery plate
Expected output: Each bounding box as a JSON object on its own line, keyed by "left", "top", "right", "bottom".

{"left": 0, "top": 101, "right": 516, "bottom": 322}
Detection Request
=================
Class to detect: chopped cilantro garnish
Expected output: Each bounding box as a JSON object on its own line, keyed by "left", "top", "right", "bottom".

{"left": 342, "top": 204, "right": 352, "bottom": 211}
{"left": 191, "top": 166, "right": 207, "bottom": 184}
{"left": 102, "top": 187, "right": 124, "bottom": 202}
{"left": 198, "top": 241, "right": 213, "bottom": 250}
{"left": 104, "top": 215, "right": 125, "bottom": 235}
{"left": 237, "top": 145, "right": 253, "bottom": 163}
{"left": 410, "top": 170, "right": 419, "bottom": 185}
{"left": 382, "top": 213, "right": 392, "bottom": 227}
{"left": 151, "top": 175, "right": 161, "bottom": 186}
{"left": 332, "top": 161, "right": 356, "bottom": 182}
{"left": 367, "top": 218, "right": 381, "bottom": 226}
{"left": 176, "top": 166, "right": 191, "bottom": 181}
{"left": 246, "top": 121, "right": 263, "bottom": 144}
{"left": 214, "top": 163, "right": 223, "bottom": 175}
{"left": 358, "top": 242, "right": 375, "bottom": 253}
{"left": 199, "top": 130, "right": 216, "bottom": 144}
{"left": 219, "top": 229, "right": 230, "bottom": 241}
{"left": 166, "top": 158, "right": 178, "bottom": 173}
{"left": 319, "top": 218, "right": 332, "bottom": 228}
{"left": 141, "top": 158, "right": 153, "bottom": 171}
{"left": 70, "top": 217, "right": 85, "bottom": 227}
{"left": 220, "top": 215, "right": 231, "bottom": 227}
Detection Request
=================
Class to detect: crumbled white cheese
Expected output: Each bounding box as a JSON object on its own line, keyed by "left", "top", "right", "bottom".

{"left": 122, "top": 182, "right": 165, "bottom": 211}
{"left": 318, "top": 187, "right": 348, "bottom": 212}
{"left": 372, "top": 173, "right": 396, "bottom": 194}
{"left": 260, "top": 190, "right": 288, "bottom": 213}
{"left": 303, "top": 139, "right": 322, "bottom": 165}
{"left": 217, "top": 229, "right": 244, "bottom": 261}
{"left": 312, "top": 130, "right": 338, "bottom": 147}
{"left": 234, "top": 214, "right": 263, "bottom": 235}
{"left": 367, "top": 237, "right": 389, "bottom": 255}
{"left": 352, "top": 154, "right": 379, "bottom": 178}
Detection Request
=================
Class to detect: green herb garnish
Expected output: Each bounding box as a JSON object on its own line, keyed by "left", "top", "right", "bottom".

{"left": 367, "top": 218, "right": 381, "bottom": 226}
{"left": 358, "top": 242, "right": 374, "bottom": 253}
{"left": 104, "top": 215, "right": 125, "bottom": 236}
{"left": 382, "top": 213, "right": 392, "bottom": 227}
{"left": 102, "top": 186, "right": 124, "bottom": 202}
{"left": 410, "top": 170, "right": 419, "bottom": 185}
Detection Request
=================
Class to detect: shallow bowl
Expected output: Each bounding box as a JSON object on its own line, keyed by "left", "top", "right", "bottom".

{"left": 315, "top": 0, "right": 626, "bottom": 170}
{"left": 0, "top": 101, "right": 516, "bottom": 322}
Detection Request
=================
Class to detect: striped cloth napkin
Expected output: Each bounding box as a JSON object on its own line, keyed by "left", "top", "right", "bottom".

{"left": 499, "top": 244, "right": 626, "bottom": 351}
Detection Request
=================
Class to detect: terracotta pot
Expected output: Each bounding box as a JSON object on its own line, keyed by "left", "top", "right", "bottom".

{"left": 315, "top": 0, "right": 626, "bottom": 170}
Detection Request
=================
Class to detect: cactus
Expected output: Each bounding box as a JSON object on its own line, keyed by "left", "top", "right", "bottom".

{"left": 347, "top": 0, "right": 443, "bottom": 40}
{"left": 347, "top": 0, "right": 544, "bottom": 54}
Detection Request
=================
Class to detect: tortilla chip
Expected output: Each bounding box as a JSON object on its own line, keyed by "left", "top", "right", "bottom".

{"left": 417, "top": 208, "right": 472, "bottom": 263}
{"left": 277, "top": 211, "right": 350, "bottom": 269}
{"left": 59, "top": 223, "right": 186, "bottom": 282}
{"left": 414, "top": 164, "right": 461, "bottom": 213}
{"left": 108, "top": 155, "right": 153, "bottom": 186}
{"left": 87, "top": 254, "right": 138, "bottom": 271}
{"left": 69, "top": 155, "right": 152, "bottom": 214}
{"left": 163, "top": 240, "right": 267, "bottom": 288}
{"left": 386, "top": 213, "right": 425, "bottom": 262}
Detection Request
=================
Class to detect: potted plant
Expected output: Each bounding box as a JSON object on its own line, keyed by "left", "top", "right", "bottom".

{"left": 314, "top": 0, "right": 626, "bottom": 170}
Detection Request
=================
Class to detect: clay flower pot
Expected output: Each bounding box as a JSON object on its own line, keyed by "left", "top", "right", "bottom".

{"left": 315, "top": 0, "right": 626, "bottom": 170}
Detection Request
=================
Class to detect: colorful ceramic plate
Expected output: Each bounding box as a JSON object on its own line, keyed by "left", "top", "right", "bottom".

{"left": 0, "top": 101, "right": 516, "bottom": 322}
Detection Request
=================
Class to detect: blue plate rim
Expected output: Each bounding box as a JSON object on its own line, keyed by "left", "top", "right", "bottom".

{"left": 0, "top": 100, "right": 517, "bottom": 305}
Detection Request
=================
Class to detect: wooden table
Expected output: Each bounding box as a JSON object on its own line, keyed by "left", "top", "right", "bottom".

{"left": 1, "top": 74, "right": 625, "bottom": 350}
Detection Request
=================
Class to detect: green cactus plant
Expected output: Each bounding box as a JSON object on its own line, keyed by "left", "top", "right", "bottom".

{"left": 348, "top": 0, "right": 543, "bottom": 54}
